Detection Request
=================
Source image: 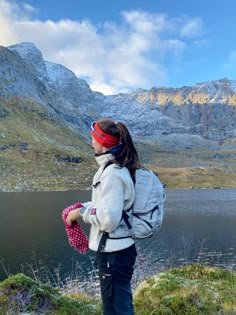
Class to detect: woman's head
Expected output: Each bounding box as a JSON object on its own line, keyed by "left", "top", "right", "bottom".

{"left": 91, "top": 118, "right": 141, "bottom": 175}
{"left": 91, "top": 120, "right": 120, "bottom": 152}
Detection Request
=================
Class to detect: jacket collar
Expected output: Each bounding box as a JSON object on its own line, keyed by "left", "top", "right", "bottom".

{"left": 94, "top": 143, "right": 124, "bottom": 167}
{"left": 95, "top": 152, "right": 113, "bottom": 167}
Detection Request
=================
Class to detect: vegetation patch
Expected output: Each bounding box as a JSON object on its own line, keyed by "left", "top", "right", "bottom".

{"left": 154, "top": 166, "right": 236, "bottom": 189}
{"left": 0, "top": 97, "right": 97, "bottom": 191}
{"left": 134, "top": 264, "right": 236, "bottom": 315}
{"left": 0, "top": 264, "right": 235, "bottom": 314}
{"left": 0, "top": 273, "right": 101, "bottom": 315}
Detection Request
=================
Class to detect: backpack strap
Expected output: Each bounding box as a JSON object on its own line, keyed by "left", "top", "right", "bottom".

{"left": 122, "top": 209, "right": 132, "bottom": 230}
{"left": 103, "top": 160, "right": 114, "bottom": 171}
{"left": 97, "top": 231, "right": 109, "bottom": 253}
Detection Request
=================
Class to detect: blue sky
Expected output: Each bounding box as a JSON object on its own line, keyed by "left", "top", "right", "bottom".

{"left": 1, "top": 0, "right": 236, "bottom": 94}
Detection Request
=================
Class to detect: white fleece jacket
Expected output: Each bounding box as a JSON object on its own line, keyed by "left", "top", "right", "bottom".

{"left": 82, "top": 153, "right": 135, "bottom": 252}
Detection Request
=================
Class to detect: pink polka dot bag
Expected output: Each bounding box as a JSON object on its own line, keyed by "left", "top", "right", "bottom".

{"left": 62, "top": 203, "right": 89, "bottom": 254}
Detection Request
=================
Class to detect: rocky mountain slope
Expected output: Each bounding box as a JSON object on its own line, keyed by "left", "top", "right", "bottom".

{"left": 0, "top": 42, "right": 235, "bottom": 190}
{"left": 96, "top": 80, "right": 236, "bottom": 141}
{"left": 3, "top": 42, "right": 236, "bottom": 142}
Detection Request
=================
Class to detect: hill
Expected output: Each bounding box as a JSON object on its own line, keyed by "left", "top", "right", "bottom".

{"left": 0, "top": 97, "right": 97, "bottom": 191}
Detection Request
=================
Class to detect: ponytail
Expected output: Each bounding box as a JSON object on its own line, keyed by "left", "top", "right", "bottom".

{"left": 115, "top": 122, "right": 141, "bottom": 175}
{"left": 97, "top": 118, "right": 141, "bottom": 175}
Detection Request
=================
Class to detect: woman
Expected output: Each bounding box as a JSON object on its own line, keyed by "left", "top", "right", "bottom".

{"left": 66, "top": 118, "right": 141, "bottom": 315}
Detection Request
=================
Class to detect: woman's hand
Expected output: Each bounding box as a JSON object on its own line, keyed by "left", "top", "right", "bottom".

{"left": 66, "top": 208, "right": 83, "bottom": 225}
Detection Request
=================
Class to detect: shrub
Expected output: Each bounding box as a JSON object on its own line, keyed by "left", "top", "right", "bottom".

{"left": 134, "top": 264, "right": 236, "bottom": 315}
{"left": 0, "top": 273, "right": 101, "bottom": 314}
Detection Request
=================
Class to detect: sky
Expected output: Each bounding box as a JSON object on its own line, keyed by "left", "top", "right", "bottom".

{"left": 1, "top": 0, "right": 236, "bottom": 95}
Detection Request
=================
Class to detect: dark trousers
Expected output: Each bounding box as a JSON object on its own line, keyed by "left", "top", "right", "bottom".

{"left": 96, "top": 244, "right": 137, "bottom": 315}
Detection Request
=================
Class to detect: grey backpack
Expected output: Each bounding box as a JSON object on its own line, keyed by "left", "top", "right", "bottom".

{"left": 102, "top": 163, "right": 166, "bottom": 240}
{"left": 127, "top": 168, "right": 166, "bottom": 239}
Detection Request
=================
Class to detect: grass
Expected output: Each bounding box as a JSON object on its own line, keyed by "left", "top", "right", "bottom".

{"left": 153, "top": 166, "right": 236, "bottom": 189}
{"left": 0, "top": 97, "right": 97, "bottom": 191}
{"left": 138, "top": 138, "right": 236, "bottom": 189}
{"left": 0, "top": 262, "right": 235, "bottom": 315}
{"left": 134, "top": 264, "right": 236, "bottom": 315}
{"left": 0, "top": 273, "right": 102, "bottom": 315}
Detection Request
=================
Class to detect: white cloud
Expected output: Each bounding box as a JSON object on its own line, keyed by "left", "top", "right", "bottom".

{"left": 121, "top": 10, "right": 168, "bottom": 34}
{"left": 0, "top": 0, "right": 205, "bottom": 94}
{"left": 180, "top": 17, "right": 204, "bottom": 38}
{"left": 22, "top": 2, "right": 38, "bottom": 13}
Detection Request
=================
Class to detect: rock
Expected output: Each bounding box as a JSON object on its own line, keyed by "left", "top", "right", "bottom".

{"left": 0, "top": 144, "right": 8, "bottom": 150}
{"left": 55, "top": 154, "right": 83, "bottom": 164}
{"left": 0, "top": 108, "right": 8, "bottom": 118}
{"left": 0, "top": 45, "right": 50, "bottom": 104}
{"left": 213, "top": 153, "right": 225, "bottom": 159}
{"left": 18, "top": 143, "right": 28, "bottom": 150}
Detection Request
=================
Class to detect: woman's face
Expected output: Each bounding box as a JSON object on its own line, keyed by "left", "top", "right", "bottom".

{"left": 92, "top": 137, "right": 105, "bottom": 154}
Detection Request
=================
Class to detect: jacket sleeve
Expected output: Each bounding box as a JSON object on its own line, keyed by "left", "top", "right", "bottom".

{"left": 82, "top": 172, "right": 125, "bottom": 233}
{"left": 80, "top": 201, "right": 92, "bottom": 214}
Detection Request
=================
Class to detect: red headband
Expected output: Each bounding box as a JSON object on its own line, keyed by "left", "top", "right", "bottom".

{"left": 91, "top": 122, "right": 120, "bottom": 148}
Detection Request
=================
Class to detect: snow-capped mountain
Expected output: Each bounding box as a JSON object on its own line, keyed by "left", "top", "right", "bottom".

{"left": 1, "top": 42, "right": 236, "bottom": 143}
{"left": 0, "top": 45, "right": 50, "bottom": 104}
{"left": 6, "top": 43, "right": 97, "bottom": 132}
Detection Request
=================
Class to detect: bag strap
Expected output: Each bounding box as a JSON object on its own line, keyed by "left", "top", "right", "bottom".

{"left": 103, "top": 160, "right": 114, "bottom": 171}
{"left": 122, "top": 209, "right": 132, "bottom": 230}
{"left": 97, "top": 231, "right": 109, "bottom": 253}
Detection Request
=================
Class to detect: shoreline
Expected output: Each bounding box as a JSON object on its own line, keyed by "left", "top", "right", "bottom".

{"left": 1, "top": 186, "right": 236, "bottom": 193}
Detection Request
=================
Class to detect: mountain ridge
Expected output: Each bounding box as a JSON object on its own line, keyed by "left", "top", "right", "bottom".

{"left": 0, "top": 42, "right": 236, "bottom": 191}
{"left": 1, "top": 42, "right": 236, "bottom": 141}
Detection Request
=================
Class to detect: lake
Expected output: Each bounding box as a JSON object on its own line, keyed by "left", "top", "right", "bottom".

{"left": 0, "top": 189, "right": 236, "bottom": 283}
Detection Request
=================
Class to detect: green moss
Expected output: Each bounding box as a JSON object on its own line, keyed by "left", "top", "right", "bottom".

{"left": 0, "top": 273, "right": 101, "bottom": 314}
{"left": 170, "top": 263, "right": 235, "bottom": 281}
{"left": 134, "top": 264, "right": 236, "bottom": 315}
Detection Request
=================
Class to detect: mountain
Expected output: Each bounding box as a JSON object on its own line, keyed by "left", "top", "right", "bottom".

{"left": 95, "top": 80, "right": 236, "bottom": 142}
{"left": 0, "top": 45, "right": 50, "bottom": 104}
{"left": 6, "top": 43, "right": 98, "bottom": 135}
{"left": 0, "top": 44, "right": 97, "bottom": 191}
{"left": 0, "top": 42, "right": 236, "bottom": 191}
{"left": 3, "top": 42, "right": 236, "bottom": 142}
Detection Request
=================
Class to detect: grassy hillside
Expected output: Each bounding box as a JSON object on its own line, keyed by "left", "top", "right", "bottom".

{"left": 0, "top": 97, "right": 97, "bottom": 191}
{"left": 0, "top": 97, "right": 236, "bottom": 191}
{"left": 136, "top": 139, "right": 236, "bottom": 188}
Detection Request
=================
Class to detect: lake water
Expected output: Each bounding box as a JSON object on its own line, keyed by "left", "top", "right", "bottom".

{"left": 0, "top": 189, "right": 236, "bottom": 283}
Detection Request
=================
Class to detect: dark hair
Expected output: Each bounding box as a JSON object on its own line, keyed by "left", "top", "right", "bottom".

{"left": 97, "top": 118, "right": 141, "bottom": 176}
